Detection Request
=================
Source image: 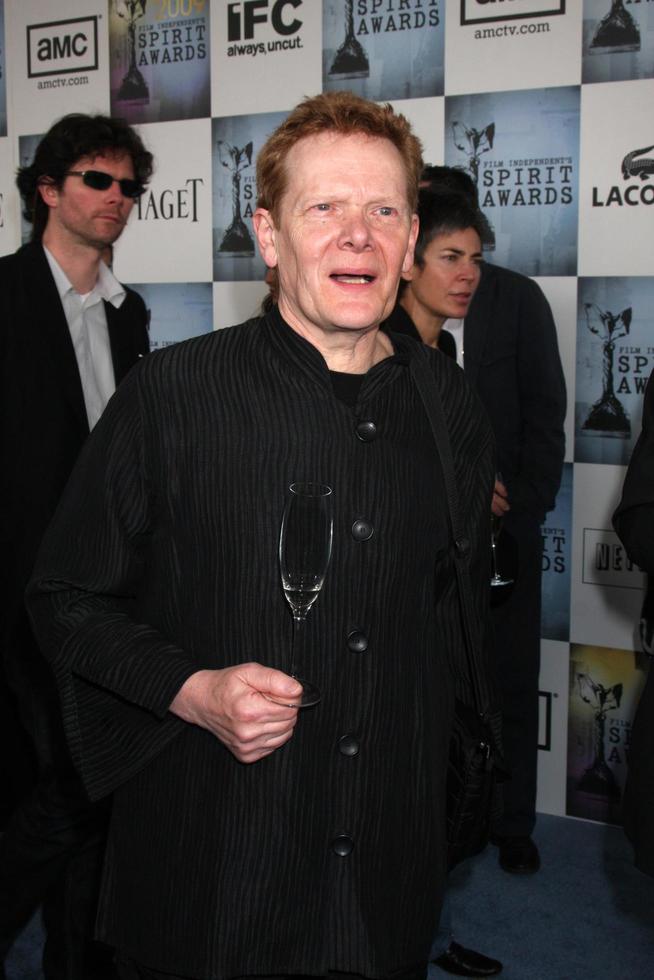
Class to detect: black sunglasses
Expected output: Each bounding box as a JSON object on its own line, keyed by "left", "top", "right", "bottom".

{"left": 63, "top": 170, "right": 145, "bottom": 199}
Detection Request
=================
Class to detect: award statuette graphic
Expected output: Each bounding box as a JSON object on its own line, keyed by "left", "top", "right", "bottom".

{"left": 451, "top": 121, "right": 496, "bottom": 251}
{"left": 328, "top": 0, "right": 369, "bottom": 80}
{"left": 576, "top": 673, "right": 622, "bottom": 799}
{"left": 590, "top": 0, "right": 640, "bottom": 54}
{"left": 113, "top": 0, "right": 149, "bottom": 104}
{"left": 217, "top": 141, "right": 255, "bottom": 257}
{"left": 582, "top": 303, "right": 632, "bottom": 437}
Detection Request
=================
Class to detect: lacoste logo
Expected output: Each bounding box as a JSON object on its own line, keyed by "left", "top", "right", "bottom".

{"left": 621, "top": 144, "right": 654, "bottom": 181}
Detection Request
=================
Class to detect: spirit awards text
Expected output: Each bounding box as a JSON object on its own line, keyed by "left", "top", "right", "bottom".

{"left": 137, "top": 20, "right": 207, "bottom": 64}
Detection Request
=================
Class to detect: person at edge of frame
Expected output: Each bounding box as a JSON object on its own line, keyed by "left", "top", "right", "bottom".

{"left": 415, "top": 164, "right": 566, "bottom": 878}
{"left": 383, "top": 186, "right": 503, "bottom": 980}
{"left": 613, "top": 368, "right": 654, "bottom": 880}
{"left": 0, "top": 113, "right": 153, "bottom": 980}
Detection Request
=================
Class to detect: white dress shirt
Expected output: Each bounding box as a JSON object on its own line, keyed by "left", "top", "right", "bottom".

{"left": 442, "top": 318, "right": 465, "bottom": 368}
{"left": 44, "top": 246, "right": 126, "bottom": 430}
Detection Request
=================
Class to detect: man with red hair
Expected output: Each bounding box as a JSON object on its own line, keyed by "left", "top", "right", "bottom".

{"left": 28, "top": 94, "right": 495, "bottom": 980}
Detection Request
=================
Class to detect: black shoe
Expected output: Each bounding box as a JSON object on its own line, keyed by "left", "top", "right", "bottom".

{"left": 492, "top": 834, "right": 540, "bottom": 874}
{"left": 432, "top": 941, "right": 502, "bottom": 977}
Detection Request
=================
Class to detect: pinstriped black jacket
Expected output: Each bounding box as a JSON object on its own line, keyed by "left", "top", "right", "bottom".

{"left": 28, "top": 308, "right": 494, "bottom": 980}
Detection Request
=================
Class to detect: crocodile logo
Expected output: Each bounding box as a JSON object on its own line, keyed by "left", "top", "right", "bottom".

{"left": 621, "top": 145, "right": 654, "bottom": 181}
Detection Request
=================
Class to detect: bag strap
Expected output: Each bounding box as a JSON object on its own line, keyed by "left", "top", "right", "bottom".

{"left": 410, "top": 350, "right": 488, "bottom": 717}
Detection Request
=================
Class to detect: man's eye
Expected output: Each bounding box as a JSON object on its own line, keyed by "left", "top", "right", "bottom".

{"left": 314, "top": 203, "right": 331, "bottom": 212}
{"left": 377, "top": 207, "right": 396, "bottom": 217}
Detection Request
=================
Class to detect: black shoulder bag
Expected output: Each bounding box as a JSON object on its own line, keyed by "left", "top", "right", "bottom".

{"left": 411, "top": 351, "right": 504, "bottom": 870}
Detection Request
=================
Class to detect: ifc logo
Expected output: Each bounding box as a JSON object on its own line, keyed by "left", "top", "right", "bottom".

{"left": 227, "top": 1, "right": 302, "bottom": 42}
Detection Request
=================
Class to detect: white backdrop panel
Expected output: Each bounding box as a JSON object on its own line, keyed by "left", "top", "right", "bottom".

{"left": 211, "top": 0, "right": 322, "bottom": 117}
{"left": 389, "top": 96, "right": 444, "bottom": 169}
{"left": 114, "top": 117, "right": 213, "bottom": 285}
{"left": 6, "top": 0, "right": 110, "bottom": 136}
{"left": 570, "top": 462, "right": 644, "bottom": 651}
{"left": 445, "top": 0, "right": 582, "bottom": 96}
{"left": 0, "top": 135, "right": 20, "bottom": 253}
{"left": 536, "top": 638, "right": 571, "bottom": 818}
{"left": 578, "top": 79, "right": 654, "bottom": 276}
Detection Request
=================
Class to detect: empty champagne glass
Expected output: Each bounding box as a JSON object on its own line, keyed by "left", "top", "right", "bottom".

{"left": 272, "top": 482, "right": 333, "bottom": 708}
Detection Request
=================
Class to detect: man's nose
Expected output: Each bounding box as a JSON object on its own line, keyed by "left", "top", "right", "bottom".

{"left": 338, "top": 210, "right": 372, "bottom": 250}
{"left": 103, "top": 179, "right": 123, "bottom": 204}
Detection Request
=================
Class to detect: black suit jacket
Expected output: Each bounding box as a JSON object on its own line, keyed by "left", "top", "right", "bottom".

{"left": 0, "top": 241, "right": 149, "bottom": 619}
{"left": 385, "top": 263, "right": 566, "bottom": 523}
{"left": 382, "top": 304, "right": 456, "bottom": 360}
{"left": 463, "top": 262, "right": 566, "bottom": 522}
{"left": 27, "top": 311, "right": 494, "bottom": 975}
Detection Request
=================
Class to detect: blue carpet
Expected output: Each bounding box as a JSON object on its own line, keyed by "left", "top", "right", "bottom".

{"left": 6, "top": 910, "right": 43, "bottom": 980}
{"left": 432, "top": 813, "right": 654, "bottom": 980}
{"left": 7, "top": 814, "right": 654, "bottom": 979}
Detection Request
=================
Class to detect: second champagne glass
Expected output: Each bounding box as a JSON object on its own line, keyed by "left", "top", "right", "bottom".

{"left": 491, "top": 472, "right": 513, "bottom": 588}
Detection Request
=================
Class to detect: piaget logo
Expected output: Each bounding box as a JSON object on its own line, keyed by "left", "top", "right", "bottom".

{"left": 136, "top": 177, "right": 204, "bottom": 223}
{"left": 461, "top": 0, "right": 565, "bottom": 25}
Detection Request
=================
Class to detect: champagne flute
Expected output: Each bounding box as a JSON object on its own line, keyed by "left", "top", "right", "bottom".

{"left": 491, "top": 472, "right": 513, "bottom": 588}
{"left": 273, "top": 482, "right": 333, "bottom": 708}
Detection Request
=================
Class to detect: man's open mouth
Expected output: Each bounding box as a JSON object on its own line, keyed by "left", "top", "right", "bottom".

{"left": 330, "top": 274, "right": 375, "bottom": 284}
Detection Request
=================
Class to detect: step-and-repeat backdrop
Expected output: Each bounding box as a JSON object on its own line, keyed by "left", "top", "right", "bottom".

{"left": 0, "top": 0, "right": 652, "bottom": 827}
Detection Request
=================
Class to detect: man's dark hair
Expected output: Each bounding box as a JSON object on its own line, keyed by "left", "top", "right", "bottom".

{"left": 413, "top": 187, "right": 484, "bottom": 267}
{"left": 420, "top": 164, "right": 478, "bottom": 205}
{"left": 16, "top": 113, "right": 154, "bottom": 241}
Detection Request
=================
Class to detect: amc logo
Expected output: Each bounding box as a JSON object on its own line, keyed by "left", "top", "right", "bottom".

{"left": 27, "top": 16, "right": 98, "bottom": 78}
{"left": 461, "top": 0, "right": 565, "bottom": 25}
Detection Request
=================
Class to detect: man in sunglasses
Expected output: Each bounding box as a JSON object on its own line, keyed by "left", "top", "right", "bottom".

{"left": 0, "top": 113, "right": 153, "bottom": 980}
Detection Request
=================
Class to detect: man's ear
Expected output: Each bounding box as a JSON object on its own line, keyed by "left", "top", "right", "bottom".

{"left": 252, "top": 208, "right": 278, "bottom": 269}
{"left": 401, "top": 213, "right": 419, "bottom": 275}
{"left": 37, "top": 178, "right": 58, "bottom": 209}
